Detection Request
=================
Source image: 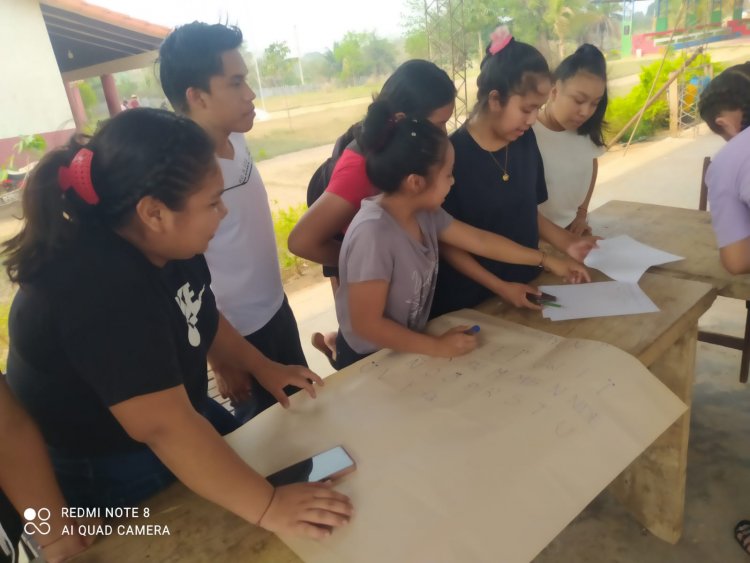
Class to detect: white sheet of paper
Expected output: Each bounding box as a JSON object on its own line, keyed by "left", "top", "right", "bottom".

{"left": 539, "top": 281, "right": 659, "bottom": 321}
{"left": 584, "top": 234, "right": 684, "bottom": 283}
{"left": 225, "top": 309, "right": 685, "bottom": 563}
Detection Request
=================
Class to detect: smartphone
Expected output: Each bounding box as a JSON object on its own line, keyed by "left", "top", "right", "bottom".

{"left": 266, "top": 446, "right": 356, "bottom": 487}
{"left": 527, "top": 291, "right": 557, "bottom": 304}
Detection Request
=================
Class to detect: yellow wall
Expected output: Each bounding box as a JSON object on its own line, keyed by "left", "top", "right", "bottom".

{"left": 0, "top": 0, "right": 73, "bottom": 138}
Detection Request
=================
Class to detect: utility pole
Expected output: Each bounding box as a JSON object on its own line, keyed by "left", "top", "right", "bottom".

{"left": 294, "top": 25, "right": 305, "bottom": 85}
{"left": 252, "top": 52, "right": 267, "bottom": 111}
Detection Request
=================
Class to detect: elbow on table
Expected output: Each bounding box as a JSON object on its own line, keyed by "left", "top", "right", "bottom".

{"left": 720, "top": 248, "right": 750, "bottom": 276}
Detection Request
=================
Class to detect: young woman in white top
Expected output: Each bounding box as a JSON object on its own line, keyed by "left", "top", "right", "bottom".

{"left": 534, "top": 44, "right": 608, "bottom": 236}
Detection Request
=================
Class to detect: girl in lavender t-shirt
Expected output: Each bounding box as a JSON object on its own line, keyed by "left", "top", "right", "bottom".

{"left": 333, "top": 101, "right": 591, "bottom": 369}
{"left": 698, "top": 62, "right": 750, "bottom": 558}
{"left": 699, "top": 63, "right": 750, "bottom": 277}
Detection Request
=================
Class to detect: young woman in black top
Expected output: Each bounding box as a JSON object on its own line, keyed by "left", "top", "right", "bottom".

{"left": 4, "top": 109, "right": 352, "bottom": 540}
{"left": 431, "top": 27, "right": 597, "bottom": 317}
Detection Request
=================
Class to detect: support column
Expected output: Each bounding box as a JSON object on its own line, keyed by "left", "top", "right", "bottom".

{"left": 656, "top": 0, "right": 669, "bottom": 32}
{"left": 733, "top": 0, "right": 743, "bottom": 21}
{"left": 101, "top": 73, "right": 121, "bottom": 116}
{"left": 64, "top": 81, "right": 87, "bottom": 132}
{"left": 621, "top": 0, "right": 634, "bottom": 57}
{"left": 710, "top": 0, "right": 722, "bottom": 24}
{"left": 686, "top": 0, "right": 698, "bottom": 29}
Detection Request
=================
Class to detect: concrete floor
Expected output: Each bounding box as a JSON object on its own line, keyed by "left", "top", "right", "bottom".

{"left": 279, "top": 126, "right": 750, "bottom": 561}
{"left": 533, "top": 129, "right": 750, "bottom": 562}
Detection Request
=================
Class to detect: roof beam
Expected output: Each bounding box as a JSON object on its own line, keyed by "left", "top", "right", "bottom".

{"left": 61, "top": 49, "right": 159, "bottom": 82}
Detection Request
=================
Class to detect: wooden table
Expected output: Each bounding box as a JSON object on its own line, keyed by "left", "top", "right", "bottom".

{"left": 588, "top": 200, "right": 750, "bottom": 300}
{"left": 476, "top": 271, "right": 715, "bottom": 545}
{"left": 588, "top": 200, "right": 750, "bottom": 382}
{"left": 75, "top": 273, "right": 714, "bottom": 561}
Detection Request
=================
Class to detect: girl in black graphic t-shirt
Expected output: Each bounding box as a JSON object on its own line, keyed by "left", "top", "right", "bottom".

{"left": 3, "top": 109, "right": 352, "bottom": 540}
{"left": 431, "top": 27, "right": 599, "bottom": 318}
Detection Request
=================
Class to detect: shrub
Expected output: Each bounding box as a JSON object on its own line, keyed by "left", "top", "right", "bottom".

{"left": 605, "top": 52, "right": 723, "bottom": 144}
{"left": 272, "top": 203, "right": 308, "bottom": 277}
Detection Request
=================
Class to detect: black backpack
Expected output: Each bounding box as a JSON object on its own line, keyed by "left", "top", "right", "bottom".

{"left": 306, "top": 124, "right": 360, "bottom": 207}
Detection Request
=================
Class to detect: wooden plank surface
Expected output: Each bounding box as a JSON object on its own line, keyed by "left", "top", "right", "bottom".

{"left": 476, "top": 271, "right": 715, "bottom": 368}
{"left": 587, "top": 200, "right": 750, "bottom": 300}
{"left": 74, "top": 273, "right": 715, "bottom": 560}
{"left": 477, "top": 271, "right": 714, "bottom": 543}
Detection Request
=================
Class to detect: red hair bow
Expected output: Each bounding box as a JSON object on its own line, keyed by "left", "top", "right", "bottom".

{"left": 58, "top": 148, "right": 99, "bottom": 205}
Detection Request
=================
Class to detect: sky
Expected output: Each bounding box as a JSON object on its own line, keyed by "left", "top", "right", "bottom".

{"left": 87, "top": 0, "right": 411, "bottom": 55}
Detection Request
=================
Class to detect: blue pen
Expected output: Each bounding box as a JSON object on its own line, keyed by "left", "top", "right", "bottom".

{"left": 464, "top": 325, "right": 481, "bottom": 335}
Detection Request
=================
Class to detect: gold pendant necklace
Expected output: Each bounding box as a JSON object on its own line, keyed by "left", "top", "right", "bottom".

{"left": 487, "top": 144, "right": 510, "bottom": 182}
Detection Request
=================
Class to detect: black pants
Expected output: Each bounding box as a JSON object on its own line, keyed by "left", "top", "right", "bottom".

{"left": 233, "top": 295, "right": 308, "bottom": 423}
{"left": 333, "top": 331, "right": 372, "bottom": 370}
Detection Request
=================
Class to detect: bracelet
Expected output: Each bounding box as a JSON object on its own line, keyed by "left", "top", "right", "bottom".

{"left": 257, "top": 488, "right": 276, "bottom": 527}
{"left": 537, "top": 251, "right": 546, "bottom": 270}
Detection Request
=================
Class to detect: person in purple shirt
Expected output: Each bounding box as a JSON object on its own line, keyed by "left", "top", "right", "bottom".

{"left": 698, "top": 62, "right": 750, "bottom": 558}
{"left": 699, "top": 62, "right": 750, "bottom": 276}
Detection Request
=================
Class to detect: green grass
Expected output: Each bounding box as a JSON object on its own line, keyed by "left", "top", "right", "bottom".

{"left": 248, "top": 102, "right": 370, "bottom": 161}
{"left": 259, "top": 82, "right": 381, "bottom": 113}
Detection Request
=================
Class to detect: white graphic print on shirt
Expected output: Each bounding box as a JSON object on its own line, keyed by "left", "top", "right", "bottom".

{"left": 405, "top": 264, "right": 437, "bottom": 328}
{"left": 175, "top": 283, "right": 205, "bottom": 347}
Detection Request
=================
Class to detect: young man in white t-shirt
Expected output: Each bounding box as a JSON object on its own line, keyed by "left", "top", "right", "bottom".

{"left": 158, "top": 22, "right": 313, "bottom": 422}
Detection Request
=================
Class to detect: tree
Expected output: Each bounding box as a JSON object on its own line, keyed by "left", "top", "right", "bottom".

{"left": 404, "top": 29, "right": 429, "bottom": 59}
{"left": 333, "top": 31, "right": 397, "bottom": 83}
{"left": 403, "top": 0, "right": 596, "bottom": 65}
{"left": 301, "top": 51, "right": 339, "bottom": 83}
{"left": 569, "top": 3, "right": 621, "bottom": 54}
{"left": 260, "top": 41, "right": 296, "bottom": 86}
{"left": 238, "top": 45, "right": 262, "bottom": 92}
{"left": 363, "top": 35, "right": 397, "bottom": 76}
{"left": 333, "top": 32, "right": 370, "bottom": 83}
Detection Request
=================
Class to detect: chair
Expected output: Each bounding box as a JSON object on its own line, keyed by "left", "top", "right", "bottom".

{"left": 696, "top": 156, "right": 750, "bottom": 383}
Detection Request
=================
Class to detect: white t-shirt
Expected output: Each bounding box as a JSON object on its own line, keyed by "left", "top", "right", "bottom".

{"left": 533, "top": 122, "right": 605, "bottom": 228}
{"left": 205, "top": 132, "right": 283, "bottom": 336}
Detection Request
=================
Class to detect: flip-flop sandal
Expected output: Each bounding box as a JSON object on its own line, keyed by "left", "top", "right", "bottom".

{"left": 311, "top": 332, "right": 336, "bottom": 368}
{"left": 734, "top": 520, "right": 750, "bottom": 556}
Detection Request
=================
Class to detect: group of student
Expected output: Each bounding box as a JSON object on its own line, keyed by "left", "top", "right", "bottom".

{"left": 0, "top": 17, "right": 748, "bottom": 562}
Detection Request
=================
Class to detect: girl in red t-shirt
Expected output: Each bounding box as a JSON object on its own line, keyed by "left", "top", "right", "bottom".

{"left": 288, "top": 60, "right": 456, "bottom": 361}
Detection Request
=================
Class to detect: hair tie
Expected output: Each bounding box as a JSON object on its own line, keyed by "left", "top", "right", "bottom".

{"left": 58, "top": 148, "right": 99, "bottom": 205}
{"left": 489, "top": 25, "right": 513, "bottom": 55}
{"left": 373, "top": 114, "right": 404, "bottom": 151}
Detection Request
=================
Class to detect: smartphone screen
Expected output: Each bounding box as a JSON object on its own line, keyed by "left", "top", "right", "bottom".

{"left": 266, "top": 446, "right": 355, "bottom": 487}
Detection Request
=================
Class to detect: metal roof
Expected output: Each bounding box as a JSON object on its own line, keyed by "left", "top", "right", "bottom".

{"left": 40, "top": 0, "right": 169, "bottom": 77}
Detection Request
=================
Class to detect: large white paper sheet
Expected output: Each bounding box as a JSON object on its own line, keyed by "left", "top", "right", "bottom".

{"left": 225, "top": 309, "right": 685, "bottom": 563}
{"left": 540, "top": 281, "right": 659, "bottom": 321}
{"left": 584, "top": 234, "right": 684, "bottom": 283}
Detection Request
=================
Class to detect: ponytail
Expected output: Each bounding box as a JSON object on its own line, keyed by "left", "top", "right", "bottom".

{"left": 360, "top": 100, "right": 448, "bottom": 193}
{"left": 3, "top": 108, "right": 215, "bottom": 283}
{"left": 3, "top": 143, "right": 86, "bottom": 283}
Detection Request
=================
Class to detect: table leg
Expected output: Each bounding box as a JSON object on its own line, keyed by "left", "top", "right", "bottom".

{"left": 741, "top": 301, "right": 750, "bottom": 384}
{"left": 608, "top": 325, "right": 697, "bottom": 544}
